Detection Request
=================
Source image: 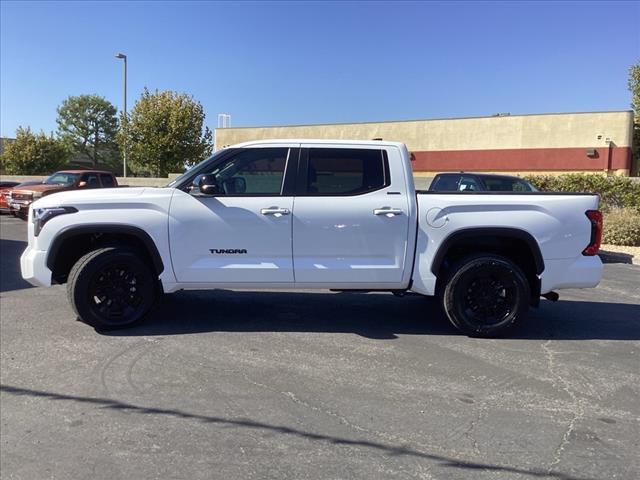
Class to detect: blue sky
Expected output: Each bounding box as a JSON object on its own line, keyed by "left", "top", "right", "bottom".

{"left": 1, "top": 0, "right": 639, "bottom": 137}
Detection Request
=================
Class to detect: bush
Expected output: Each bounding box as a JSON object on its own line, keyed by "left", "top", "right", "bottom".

{"left": 602, "top": 208, "right": 640, "bottom": 246}
{"left": 1, "top": 127, "right": 70, "bottom": 174}
{"left": 524, "top": 174, "right": 640, "bottom": 212}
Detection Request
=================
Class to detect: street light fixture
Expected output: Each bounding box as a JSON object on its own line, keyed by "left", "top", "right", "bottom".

{"left": 115, "top": 52, "right": 127, "bottom": 178}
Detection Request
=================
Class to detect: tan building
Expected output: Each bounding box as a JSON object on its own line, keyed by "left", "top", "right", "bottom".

{"left": 214, "top": 111, "right": 635, "bottom": 176}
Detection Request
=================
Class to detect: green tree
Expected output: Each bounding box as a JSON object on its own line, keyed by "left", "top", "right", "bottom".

{"left": 118, "top": 88, "right": 213, "bottom": 177}
{"left": 1, "top": 127, "right": 69, "bottom": 174}
{"left": 629, "top": 61, "right": 640, "bottom": 176}
{"left": 56, "top": 94, "right": 119, "bottom": 169}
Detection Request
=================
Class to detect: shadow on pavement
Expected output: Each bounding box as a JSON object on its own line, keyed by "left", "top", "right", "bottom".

{"left": 0, "top": 238, "right": 32, "bottom": 293}
{"left": 598, "top": 250, "right": 634, "bottom": 264}
{"left": 103, "top": 290, "right": 640, "bottom": 341}
{"left": 0, "top": 384, "right": 598, "bottom": 480}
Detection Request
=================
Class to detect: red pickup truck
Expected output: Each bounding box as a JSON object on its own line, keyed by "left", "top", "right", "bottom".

{"left": 9, "top": 170, "right": 118, "bottom": 219}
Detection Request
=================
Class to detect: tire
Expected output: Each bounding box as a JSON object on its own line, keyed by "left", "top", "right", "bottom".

{"left": 67, "top": 247, "right": 158, "bottom": 330}
{"left": 441, "top": 254, "right": 530, "bottom": 338}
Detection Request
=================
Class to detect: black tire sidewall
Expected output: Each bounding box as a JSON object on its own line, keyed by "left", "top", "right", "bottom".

{"left": 443, "top": 254, "right": 530, "bottom": 337}
{"left": 69, "top": 248, "right": 156, "bottom": 330}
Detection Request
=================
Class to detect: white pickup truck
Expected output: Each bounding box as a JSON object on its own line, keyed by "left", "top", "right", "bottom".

{"left": 20, "top": 140, "right": 604, "bottom": 337}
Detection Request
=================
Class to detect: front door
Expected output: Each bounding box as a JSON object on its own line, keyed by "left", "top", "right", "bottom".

{"left": 169, "top": 146, "right": 296, "bottom": 284}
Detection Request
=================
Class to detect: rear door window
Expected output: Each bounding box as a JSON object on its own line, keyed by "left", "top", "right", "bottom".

{"left": 82, "top": 173, "right": 100, "bottom": 188}
{"left": 100, "top": 174, "right": 115, "bottom": 187}
{"left": 303, "top": 148, "right": 389, "bottom": 195}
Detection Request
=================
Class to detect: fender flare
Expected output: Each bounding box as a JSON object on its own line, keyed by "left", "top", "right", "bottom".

{"left": 430, "top": 227, "right": 544, "bottom": 276}
{"left": 46, "top": 224, "right": 164, "bottom": 275}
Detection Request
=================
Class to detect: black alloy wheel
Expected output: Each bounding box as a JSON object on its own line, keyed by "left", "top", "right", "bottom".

{"left": 442, "top": 254, "right": 530, "bottom": 337}
{"left": 67, "top": 247, "right": 158, "bottom": 330}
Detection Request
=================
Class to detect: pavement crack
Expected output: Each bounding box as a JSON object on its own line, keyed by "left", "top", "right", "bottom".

{"left": 542, "top": 339, "right": 585, "bottom": 473}
{"left": 462, "top": 406, "right": 485, "bottom": 457}
{"left": 234, "top": 371, "right": 440, "bottom": 476}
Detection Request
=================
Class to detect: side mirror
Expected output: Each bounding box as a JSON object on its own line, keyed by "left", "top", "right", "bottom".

{"left": 192, "top": 174, "right": 221, "bottom": 195}
{"left": 77, "top": 181, "right": 87, "bottom": 188}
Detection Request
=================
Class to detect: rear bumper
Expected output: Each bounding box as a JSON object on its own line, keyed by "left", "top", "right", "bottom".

{"left": 541, "top": 255, "right": 603, "bottom": 293}
{"left": 20, "top": 245, "right": 52, "bottom": 287}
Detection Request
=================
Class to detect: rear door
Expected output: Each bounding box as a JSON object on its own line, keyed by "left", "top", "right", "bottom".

{"left": 169, "top": 146, "right": 297, "bottom": 284}
{"left": 292, "top": 145, "right": 410, "bottom": 286}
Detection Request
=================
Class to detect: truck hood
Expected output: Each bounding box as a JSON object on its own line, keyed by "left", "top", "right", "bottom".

{"left": 12, "top": 184, "right": 60, "bottom": 195}
{"left": 31, "top": 187, "right": 173, "bottom": 209}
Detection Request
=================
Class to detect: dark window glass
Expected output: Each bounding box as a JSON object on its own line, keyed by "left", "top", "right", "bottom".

{"left": 82, "top": 173, "right": 100, "bottom": 188}
{"left": 100, "top": 174, "right": 115, "bottom": 187}
{"left": 430, "top": 175, "right": 461, "bottom": 191}
{"left": 205, "top": 148, "right": 288, "bottom": 195}
{"left": 459, "top": 176, "right": 480, "bottom": 191}
{"left": 484, "top": 177, "right": 535, "bottom": 192}
{"left": 45, "top": 172, "right": 80, "bottom": 186}
{"left": 306, "top": 148, "right": 387, "bottom": 195}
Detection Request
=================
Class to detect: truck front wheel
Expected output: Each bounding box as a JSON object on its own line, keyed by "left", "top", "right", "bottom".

{"left": 67, "top": 247, "right": 158, "bottom": 330}
{"left": 441, "top": 254, "right": 530, "bottom": 337}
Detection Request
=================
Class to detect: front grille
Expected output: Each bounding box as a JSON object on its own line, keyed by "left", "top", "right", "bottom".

{"left": 11, "top": 192, "right": 33, "bottom": 201}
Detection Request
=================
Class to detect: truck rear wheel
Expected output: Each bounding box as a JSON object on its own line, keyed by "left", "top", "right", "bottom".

{"left": 67, "top": 247, "right": 158, "bottom": 330}
{"left": 441, "top": 254, "right": 530, "bottom": 337}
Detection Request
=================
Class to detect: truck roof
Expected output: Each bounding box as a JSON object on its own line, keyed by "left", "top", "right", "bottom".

{"left": 54, "top": 169, "right": 115, "bottom": 175}
{"left": 228, "top": 139, "right": 407, "bottom": 149}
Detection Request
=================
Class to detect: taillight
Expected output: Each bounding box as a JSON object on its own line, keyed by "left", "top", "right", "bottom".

{"left": 582, "top": 210, "right": 603, "bottom": 256}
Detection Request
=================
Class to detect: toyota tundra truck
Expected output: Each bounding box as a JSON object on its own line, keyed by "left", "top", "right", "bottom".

{"left": 20, "top": 140, "right": 603, "bottom": 337}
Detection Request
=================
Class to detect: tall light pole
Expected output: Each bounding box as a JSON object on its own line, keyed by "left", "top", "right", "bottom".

{"left": 115, "top": 52, "right": 128, "bottom": 178}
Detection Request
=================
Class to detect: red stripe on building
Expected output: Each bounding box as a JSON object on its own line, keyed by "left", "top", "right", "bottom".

{"left": 411, "top": 147, "right": 632, "bottom": 172}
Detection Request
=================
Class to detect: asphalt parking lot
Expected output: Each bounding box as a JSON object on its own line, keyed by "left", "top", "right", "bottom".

{"left": 1, "top": 215, "right": 638, "bottom": 480}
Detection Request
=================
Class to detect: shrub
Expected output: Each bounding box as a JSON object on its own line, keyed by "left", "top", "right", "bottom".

{"left": 1, "top": 127, "right": 70, "bottom": 174}
{"left": 601, "top": 208, "right": 640, "bottom": 246}
{"left": 524, "top": 174, "right": 640, "bottom": 212}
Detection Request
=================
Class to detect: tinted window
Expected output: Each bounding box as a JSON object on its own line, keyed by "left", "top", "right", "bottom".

{"left": 82, "top": 173, "right": 100, "bottom": 188}
{"left": 483, "top": 177, "right": 535, "bottom": 192}
{"left": 100, "top": 174, "right": 115, "bottom": 187}
{"left": 430, "top": 175, "right": 461, "bottom": 191}
{"left": 459, "top": 176, "right": 480, "bottom": 191}
{"left": 306, "top": 148, "right": 388, "bottom": 195}
{"left": 205, "top": 147, "right": 288, "bottom": 195}
{"left": 45, "top": 172, "right": 80, "bottom": 186}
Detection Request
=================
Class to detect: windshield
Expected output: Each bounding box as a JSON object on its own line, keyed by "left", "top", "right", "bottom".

{"left": 44, "top": 172, "right": 80, "bottom": 186}
{"left": 165, "top": 149, "right": 229, "bottom": 188}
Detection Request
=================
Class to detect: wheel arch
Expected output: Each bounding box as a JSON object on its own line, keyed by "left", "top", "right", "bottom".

{"left": 46, "top": 224, "right": 164, "bottom": 284}
{"left": 431, "top": 227, "right": 544, "bottom": 305}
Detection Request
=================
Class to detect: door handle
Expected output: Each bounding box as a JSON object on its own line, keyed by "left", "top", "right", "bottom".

{"left": 373, "top": 208, "right": 403, "bottom": 216}
{"left": 261, "top": 207, "right": 290, "bottom": 216}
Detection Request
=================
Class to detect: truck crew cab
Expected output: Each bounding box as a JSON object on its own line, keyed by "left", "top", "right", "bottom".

{"left": 20, "top": 140, "right": 603, "bottom": 337}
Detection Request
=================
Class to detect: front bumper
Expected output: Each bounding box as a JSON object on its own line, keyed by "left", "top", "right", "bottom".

{"left": 20, "top": 245, "right": 52, "bottom": 287}
{"left": 9, "top": 200, "right": 32, "bottom": 213}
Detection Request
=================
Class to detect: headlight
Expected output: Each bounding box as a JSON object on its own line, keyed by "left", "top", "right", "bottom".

{"left": 33, "top": 206, "right": 78, "bottom": 236}
{"left": 32, "top": 191, "right": 43, "bottom": 199}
